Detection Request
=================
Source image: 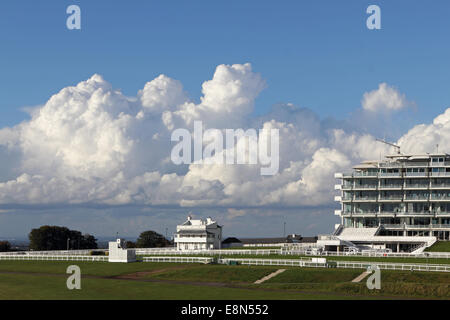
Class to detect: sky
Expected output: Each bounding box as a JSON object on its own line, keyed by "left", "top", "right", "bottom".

{"left": 1, "top": 0, "right": 450, "bottom": 240}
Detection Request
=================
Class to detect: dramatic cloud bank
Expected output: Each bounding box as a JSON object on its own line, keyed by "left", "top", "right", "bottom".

{"left": 0, "top": 63, "right": 446, "bottom": 212}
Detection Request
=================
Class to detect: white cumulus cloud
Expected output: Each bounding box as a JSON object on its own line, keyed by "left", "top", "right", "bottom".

{"left": 362, "top": 83, "right": 410, "bottom": 113}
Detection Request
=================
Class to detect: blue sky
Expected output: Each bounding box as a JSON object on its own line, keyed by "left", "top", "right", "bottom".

{"left": 1, "top": 1, "right": 450, "bottom": 239}
{"left": 1, "top": 0, "right": 450, "bottom": 128}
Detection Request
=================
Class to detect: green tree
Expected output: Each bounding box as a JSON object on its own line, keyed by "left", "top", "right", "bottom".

{"left": 28, "top": 226, "right": 97, "bottom": 251}
{"left": 125, "top": 241, "right": 136, "bottom": 248}
{"left": 0, "top": 241, "right": 11, "bottom": 252}
{"left": 136, "top": 230, "right": 171, "bottom": 248}
{"left": 80, "top": 234, "right": 98, "bottom": 249}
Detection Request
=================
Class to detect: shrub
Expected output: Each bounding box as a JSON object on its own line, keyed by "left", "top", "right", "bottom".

{"left": 89, "top": 250, "right": 106, "bottom": 256}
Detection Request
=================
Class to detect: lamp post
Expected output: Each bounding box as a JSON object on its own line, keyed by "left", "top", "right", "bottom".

{"left": 218, "top": 233, "right": 221, "bottom": 265}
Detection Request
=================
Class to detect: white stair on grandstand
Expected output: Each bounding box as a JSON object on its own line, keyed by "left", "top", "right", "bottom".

{"left": 338, "top": 227, "right": 379, "bottom": 239}
{"left": 333, "top": 224, "right": 344, "bottom": 236}
{"left": 411, "top": 237, "right": 437, "bottom": 253}
{"left": 410, "top": 243, "right": 426, "bottom": 254}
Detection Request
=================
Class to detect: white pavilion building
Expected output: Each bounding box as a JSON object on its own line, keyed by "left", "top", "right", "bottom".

{"left": 174, "top": 216, "right": 222, "bottom": 251}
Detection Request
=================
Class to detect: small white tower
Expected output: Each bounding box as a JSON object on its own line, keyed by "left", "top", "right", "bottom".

{"left": 108, "top": 238, "right": 136, "bottom": 263}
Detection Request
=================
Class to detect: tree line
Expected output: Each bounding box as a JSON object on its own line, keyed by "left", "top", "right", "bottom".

{"left": 0, "top": 226, "right": 172, "bottom": 252}
{"left": 0, "top": 241, "right": 10, "bottom": 252}
{"left": 28, "top": 226, "right": 98, "bottom": 251}
{"left": 126, "top": 230, "right": 172, "bottom": 248}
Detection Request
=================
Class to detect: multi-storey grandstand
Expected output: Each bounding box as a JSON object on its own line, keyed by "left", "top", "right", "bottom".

{"left": 333, "top": 153, "right": 450, "bottom": 253}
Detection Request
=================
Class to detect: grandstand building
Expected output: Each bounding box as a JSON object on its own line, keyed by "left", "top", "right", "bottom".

{"left": 333, "top": 153, "right": 450, "bottom": 252}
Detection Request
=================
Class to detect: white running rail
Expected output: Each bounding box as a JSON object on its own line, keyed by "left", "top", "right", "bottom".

{"left": 283, "top": 250, "right": 450, "bottom": 259}
{"left": 0, "top": 249, "right": 105, "bottom": 256}
{"left": 219, "top": 258, "right": 322, "bottom": 268}
{"left": 136, "top": 249, "right": 280, "bottom": 256}
{"left": 0, "top": 254, "right": 448, "bottom": 272}
{"left": 0, "top": 255, "right": 108, "bottom": 262}
{"left": 142, "top": 256, "right": 213, "bottom": 264}
{"left": 218, "top": 258, "right": 450, "bottom": 273}
{"left": 335, "top": 260, "right": 450, "bottom": 273}
{"left": 2, "top": 248, "right": 449, "bottom": 259}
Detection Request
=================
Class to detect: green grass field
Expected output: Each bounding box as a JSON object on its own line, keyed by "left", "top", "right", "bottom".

{"left": 425, "top": 241, "right": 450, "bottom": 252}
{"left": 0, "top": 260, "right": 448, "bottom": 300}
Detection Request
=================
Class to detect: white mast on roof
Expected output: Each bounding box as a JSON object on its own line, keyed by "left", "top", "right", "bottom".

{"left": 376, "top": 139, "right": 401, "bottom": 155}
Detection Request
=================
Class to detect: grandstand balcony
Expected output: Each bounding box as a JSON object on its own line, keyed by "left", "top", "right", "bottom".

{"left": 404, "top": 183, "right": 429, "bottom": 189}
{"left": 353, "top": 184, "right": 377, "bottom": 190}
{"left": 379, "top": 184, "right": 403, "bottom": 190}
{"left": 382, "top": 224, "right": 450, "bottom": 230}
{"left": 353, "top": 171, "right": 378, "bottom": 178}
{"left": 379, "top": 172, "right": 402, "bottom": 178}
{"left": 405, "top": 194, "right": 429, "bottom": 201}
{"left": 354, "top": 196, "right": 377, "bottom": 202}
{"left": 430, "top": 183, "right": 450, "bottom": 189}
{"left": 379, "top": 195, "right": 403, "bottom": 202}
{"left": 405, "top": 172, "right": 428, "bottom": 178}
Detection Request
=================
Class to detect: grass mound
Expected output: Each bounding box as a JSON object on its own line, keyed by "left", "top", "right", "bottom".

{"left": 425, "top": 241, "right": 450, "bottom": 252}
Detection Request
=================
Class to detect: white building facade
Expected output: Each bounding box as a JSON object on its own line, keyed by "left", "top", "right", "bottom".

{"left": 174, "top": 216, "right": 222, "bottom": 251}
